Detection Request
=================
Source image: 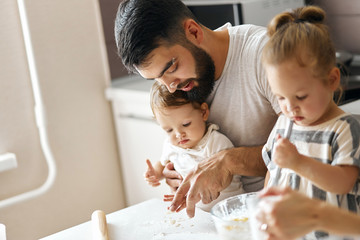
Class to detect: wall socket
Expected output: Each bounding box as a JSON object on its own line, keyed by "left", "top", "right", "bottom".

{"left": 0, "top": 153, "right": 18, "bottom": 173}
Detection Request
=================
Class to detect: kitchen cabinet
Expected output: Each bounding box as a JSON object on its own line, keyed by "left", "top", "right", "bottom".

{"left": 106, "top": 75, "right": 169, "bottom": 206}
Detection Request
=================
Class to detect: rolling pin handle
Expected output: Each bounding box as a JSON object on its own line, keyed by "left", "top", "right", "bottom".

{"left": 91, "top": 210, "right": 109, "bottom": 240}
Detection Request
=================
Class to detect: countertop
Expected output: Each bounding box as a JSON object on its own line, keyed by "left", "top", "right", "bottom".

{"left": 340, "top": 99, "right": 360, "bottom": 115}
{"left": 40, "top": 199, "right": 218, "bottom": 240}
{"left": 105, "top": 75, "right": 154, "bottom": 118}
{"left": 340, "top": 54, "right": 360, "bottom": 104}
{"left": 110, "top": 74, "right": 153, "bottom": 92}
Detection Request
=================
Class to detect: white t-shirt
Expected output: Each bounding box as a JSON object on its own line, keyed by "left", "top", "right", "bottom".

{"left": 206, "top": 23, "right": 281, "bottom": 192}
{"left": 160, "top": 123, "right": 244, "bottom": 211}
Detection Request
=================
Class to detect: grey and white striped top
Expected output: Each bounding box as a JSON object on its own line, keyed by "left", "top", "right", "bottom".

{"left": 263, "top": 113, "right": 360, "bottom": 211}
{"left": 263, "top": 113, "right": 360, "bottom": 239}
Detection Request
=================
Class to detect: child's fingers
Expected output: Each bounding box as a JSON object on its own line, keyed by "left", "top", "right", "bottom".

{"left": 145, "top": 176, "right": 158, "bottom": 182}
{"left": 149, "top": 182, "right": 161, "bottom": 187}
{"left": 146, "top": 159, "right": 155, "bottom": 171}
{"left": 144, "top": 169, "right": 152, "bottom": 178}
{"left": 145, "top": 159, "right": 155, "bottom": 178}
{"left": 145, "top": 176, "right": 161, "bottom": 186}
{"left": 145, "top": 175, "right": 155, "bottom": 180}
{"left": 163, "top": 194, "right": 175, "bottom": 202}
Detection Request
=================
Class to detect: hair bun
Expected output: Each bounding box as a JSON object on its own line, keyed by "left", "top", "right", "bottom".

{"left": 267, "top": 6, "right": 326, "bottom": 36}
{"left": 297, "top": 5, "right": 325, "bottom": 24}
{"left": 267, "top": 13, "right": 293, "bottom": 36}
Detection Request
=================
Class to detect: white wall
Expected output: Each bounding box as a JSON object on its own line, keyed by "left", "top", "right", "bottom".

{"left": 0, "top": 0, "right": 125, "bottom": 239}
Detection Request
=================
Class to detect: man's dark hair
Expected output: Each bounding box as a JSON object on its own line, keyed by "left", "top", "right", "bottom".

{"left": 114, "top": 0, "right": 199, "bottom": 73}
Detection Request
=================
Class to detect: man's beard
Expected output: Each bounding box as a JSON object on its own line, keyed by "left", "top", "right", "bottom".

{"left": 183, "top": 43, "right": 215, "bottom": 102}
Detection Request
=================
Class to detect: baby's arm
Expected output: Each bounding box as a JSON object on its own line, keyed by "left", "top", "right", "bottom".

{"left": 274, "top": 135, "right": 359, "bottom": 194}
{"left": 144, "top": 159, "right": 165, "bottom": 187}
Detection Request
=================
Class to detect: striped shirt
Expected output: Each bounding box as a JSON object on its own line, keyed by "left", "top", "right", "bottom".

{"left": 263, "top": 113, "right": 360, "bottom": 239}
{"left": 263, "top": 113, "right": 360, "bottom": 209}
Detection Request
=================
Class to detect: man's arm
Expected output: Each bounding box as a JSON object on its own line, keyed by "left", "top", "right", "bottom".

{"left": 169, "top": 145, "right": 266, "bottom": 218}
{"left": 224, "top": 145, "right": 267, "bottom": 177}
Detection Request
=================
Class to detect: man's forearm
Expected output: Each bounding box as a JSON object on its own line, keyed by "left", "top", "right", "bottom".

{"left": 224, "top": 146, "right": 267, "bottom": 177}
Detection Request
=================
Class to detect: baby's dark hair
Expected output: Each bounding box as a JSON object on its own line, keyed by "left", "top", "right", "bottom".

{"left": 150, "top": 81, "right": 203, "bottom": 118}
{"left": 262, "top": 6, "right": 336, "bottom": 80}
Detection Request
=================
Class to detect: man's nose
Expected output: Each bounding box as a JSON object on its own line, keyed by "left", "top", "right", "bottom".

{"left": 158, "top": 77, "right": 179, "bottom": 93}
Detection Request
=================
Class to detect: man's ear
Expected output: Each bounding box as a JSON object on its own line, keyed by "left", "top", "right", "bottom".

{"left": 184, "top": 19, "right": 203, "bottom": 45}
{"left": 328, "top": 67, "right": 341, "bottom": 91}
{"left": 200, "top": 102, "right": 210, "bottom": 121}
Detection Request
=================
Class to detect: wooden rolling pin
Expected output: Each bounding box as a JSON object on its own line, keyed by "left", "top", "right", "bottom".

{"left": 91, "top": 210, "right": 109, "bottom": 240}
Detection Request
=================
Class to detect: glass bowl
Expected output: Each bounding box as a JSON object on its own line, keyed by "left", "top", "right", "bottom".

{"left": 210, "top": 192, "right": 258, "bottom": 240}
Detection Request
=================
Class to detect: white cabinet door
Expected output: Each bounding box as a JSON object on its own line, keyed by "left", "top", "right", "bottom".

{"left": 107, "top": 78, "right": 170, "bottom": 206}
{"left": 114, "top": 115, "right": 169, "bottom": 206}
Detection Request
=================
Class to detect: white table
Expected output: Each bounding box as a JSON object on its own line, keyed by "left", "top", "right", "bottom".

{"left": 40, "top": 199, "right": 219, "bottom": 240}
{"left": 41, "top": 100, "right": 360, "bottom": 240}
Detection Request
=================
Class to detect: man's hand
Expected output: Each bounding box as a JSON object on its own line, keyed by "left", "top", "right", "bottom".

{"left": 169, "top": 146, "right": 266, "bottom": 218}
{"left": 169, "top": 149, "right": 233, "bottom": 218}
{"left": 162, "top": 162, "right": 183, "bottom": 193}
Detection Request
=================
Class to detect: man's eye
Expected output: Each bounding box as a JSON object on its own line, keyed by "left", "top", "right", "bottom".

{"left": 183, "top": 122, "right": 191, "bottom": 127}
{"left": 297, "top": 95, "right": 308, "bottom": 100}
{"left": 168, "top": 63, "right": 177, "bottom": 73}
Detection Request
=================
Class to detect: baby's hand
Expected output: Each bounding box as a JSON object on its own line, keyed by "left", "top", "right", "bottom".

{"left": 163, "top": 194, "right": 174, "bottom": 202}
{"left": 273, "top": 134, "right": 300, "bottom": 169}
{"left": 144, "top": 159, "right": 161, "bottom": 187}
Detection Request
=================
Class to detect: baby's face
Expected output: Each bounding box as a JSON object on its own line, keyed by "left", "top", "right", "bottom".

{"left": 156, "top": 103, "right": 207, "bottom": 149}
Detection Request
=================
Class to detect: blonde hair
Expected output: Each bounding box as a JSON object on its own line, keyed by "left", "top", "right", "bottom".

{"left": 150, "top": 81, "right": 202, "bottom": 118}
{"left": 262, "top": 6, "right": 336, "bottom": 81}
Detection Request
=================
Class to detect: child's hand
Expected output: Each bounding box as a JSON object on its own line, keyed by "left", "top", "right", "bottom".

{"left": 163, "top": 194, "right": 174, "bottom": 202}
{"left": 273, "top": 134, "right": 300, "bottom": 170}
{"left": 144, "top": 159, "right": 161, "bottom": 187}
